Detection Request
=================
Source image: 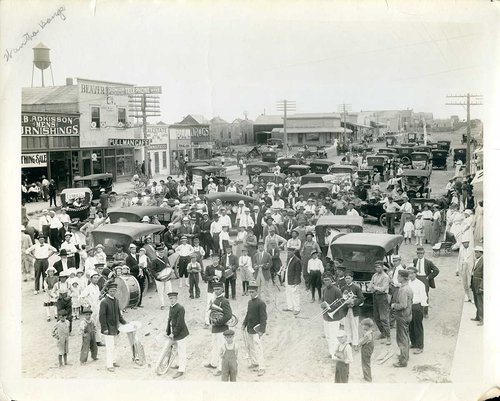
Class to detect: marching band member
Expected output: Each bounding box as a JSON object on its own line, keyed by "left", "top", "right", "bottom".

{"left": 242, "top": 284, "right": 267, "bottom": 376}
{"left": 99, "top": 283, "right": 127, "bottom": 372}
{"left": 340, "top": 271, "right": 365, "bottom": 350}
{"left": 205, "top": 282, "right": 233, "bottom": 376}
{"left": 166, "top": 292, "right": 189, "bottom": 379}
{"left": 175, "top": 236, "right": 195, "bottom": 289}
{"left": 320, "top": 273, "right": 345, "bottom": 359}
{"left": 202, "top": 255, "right": 225, "bottom": 328}
{"left": 150, "top": 244, "right": 173, "bottom": 310}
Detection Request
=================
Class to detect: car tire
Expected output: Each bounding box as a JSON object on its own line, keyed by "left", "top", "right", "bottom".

{"left": 379, "top": 213, "right": 387, "bottom": 227}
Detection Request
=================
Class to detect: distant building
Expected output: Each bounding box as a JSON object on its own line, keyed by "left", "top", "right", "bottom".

{"left": 146, "top": 122, "right": 170, "bottom": 176}
{"left": 253, "top": 114, "right": 283, "bottom": 144}
{"left": 271, "top": 113, "right": 350, "bottom": 147}
{"left": 22, "top": 78, "right": 143, "bottom": 188}
{"left": 170, "top": 114, "right": 212, "bottom": 165}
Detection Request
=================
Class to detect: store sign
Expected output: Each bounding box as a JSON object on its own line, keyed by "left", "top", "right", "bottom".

{"left": 170, "top": 128, "right": 191, "bottom": 140}
{"left": 148, "top": 144, "right": 168, "bottom": 150}
{"left": 21, "top": 153, "right": 47, "bottom": 167}
{"left": 22, "top": 113, "right": 80, "bottom": 136}
{"left": 146, "top": 125, "right": 169, "bottom": 143}
{"left": 177, "top": 143, "right": 191, "bottom": 149}
{"left": 80, "top": 84, "right": 107, "bottom": 94}
{"left": 107, "top": 86, "right": 162, "bottom": 95}
{"left": 191, "top": 127, "right": 209, "bottom": 137}
{"left": 109, "top": 138, "right": 151, "bottom": 146}
{"left": 193, "top": 175, "right": 203, "bottom": 190}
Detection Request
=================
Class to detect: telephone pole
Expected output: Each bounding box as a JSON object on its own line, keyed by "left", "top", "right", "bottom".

{"left": 276, "top": 100, "right": 296, "bottom": 157}
{"left": 445, "top": 94, "right": 482, "bottom": 175}
{"left": 337, "top": 104, "right": 352, "bottom": 145}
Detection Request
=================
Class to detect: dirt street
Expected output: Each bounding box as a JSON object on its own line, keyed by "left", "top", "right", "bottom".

{"left": 22, "top": 131, "right": 468, "bottom": 382}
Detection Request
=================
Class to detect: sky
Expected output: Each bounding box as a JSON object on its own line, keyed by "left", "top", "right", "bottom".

{"left": 1, "top": 1, "right": 496, "bottom": 123}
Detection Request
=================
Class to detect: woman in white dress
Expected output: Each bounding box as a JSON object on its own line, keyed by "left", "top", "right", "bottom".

{"left": 473, "top": 201, "right": 483, "bottom": 244}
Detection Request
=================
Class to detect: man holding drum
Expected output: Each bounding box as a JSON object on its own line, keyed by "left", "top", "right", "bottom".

{"left": 205, "top": 282, "right": 233, "bottom": 376}
{"left": 150, "top": 244, "right": 173, "bottom": 310}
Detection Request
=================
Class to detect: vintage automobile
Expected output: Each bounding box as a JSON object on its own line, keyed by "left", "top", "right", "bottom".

{"left": 315, "top": 215, "right": 364, "bottom": 257}
{"left": 400, "top": 142, "right": 416, "bottom": 148}
{"left": 377, "top": 147, "right": 398, "bottom": 158}
{"left": 453, "top": 147, "right": 467, "bottom": 164}
{"left": 192, "top": 166, "right": 229, "bottom": 193}
{"left": 431, "top": 149, "right": 448, "bottom": 170}
{"left": 288, "top": 164, "right": 311, "bottom": 176}
{"left": 298, "top": 183, "right": 334, "bottom": 198}
{"left": 330, "top": 233, "right": 404, "bottom": 300}
{"left": 329, "top": 165, "right": 357, "bottom": 180}
{"left": 407, "top": 132, "right": 423, "bottom": 143}
{"left": 366, "top": 155, "right": 388, "bottom": 176}
{"left": 73, "top": 173, "right": 113, "bottom": 200}
{"left": 410, "top": 152, "right": 431, "bottom": 170}
{"left": 385, "top": 135, "right": 398, "bottom": 147}
{"left": 91, "top": 222, "right": 166, "bottom": 293}
{"left": 204, "top": 192, "right": 256, "bottom": 219}
{"left": 359, "top": 198, "right": 403, "bottom": 226}
{"left": 389, "top": 146, "right": 414, "bottom": 166}
{"left": 261, "top": 150, "right": 278, "bottom": 163}
{"left": 413, "top": 145, "right": 433, "bottom": 157}
{"left": 300, "top": 173, "right": 327, "bottom": 185}
{"left": 411, "top": 197, "right": 449, "bottom": 213}
{"left": 436, "top": 140, "right": 451, "bottom": 153}
{"left": 256, "top": 173, "right": 286, "bottom": 187}
{"left": 401, "top": 169, "right": 431, "bottom": 199}
{"left": 357, "top": 169, "right": 372, "bottom": 189}
{"left": 277, "top": 157, "right": 298, "bottom": 174}
{"left": 309, "top": 160, "right": 334, "bottom": 174}
{"left": 267, "top": 138, "right": 283, "bottom": 148}
{"left": 351, "top": 143, "right": 374, "bottom": 153}
{"left": 185, "top": 160, "right": 211, "bottom": 181}
{"left": 246, "top": 161, "right": 276, "bottom": 180}
{"left": 107, "top": 206, "right": 172, "bottom": 225}
{"left": 60, "top": 188, "right": 93, "bottom": 222}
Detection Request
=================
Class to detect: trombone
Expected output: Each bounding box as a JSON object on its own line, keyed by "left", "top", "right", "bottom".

{"left": 306, "top": 291, "right": 356, "bottom": 321}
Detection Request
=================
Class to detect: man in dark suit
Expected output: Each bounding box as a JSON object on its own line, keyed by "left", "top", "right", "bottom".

{"left": 166, "top": 292, "right": 189, "bottom": 378}
{"left": 99, "top": 189, "right": 109, "bottom": 216}
{"left": 252, "top": 206, "right": 264, "bottom": 241}
{"left": 283, "top": 250, "right": 302, "bottom": 315}
{"left": 252, "top": 242, "right": 273, "bottom": 303}
{"left": 282, "top": 210, "right": 298, "bottom": 240}
{"left": 99, "top": 283, "right": 127, "bottom": 372}
{"left": 125, "top": 244, "right": 144, "bottom": 308}
{"left": 199, "top": 212, "right": 213, "bottom": 258}
{"left": 221, "top": 246, "right": 239, "bottom": 299}
{"left": 205, "top": 283, "right": 233, "bottom": 376}
{"left": 412, "top": 247, "right": 439, "bottom": 318}
{"left": 470, "top": 246, "right": 484, "bottom": 326}
{"left": 243, "top": 284, "right": 268, "bottom": 376}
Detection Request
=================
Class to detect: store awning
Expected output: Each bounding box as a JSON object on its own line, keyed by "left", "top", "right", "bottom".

{"left": 271, "top": 127, "right": 352, "bottom": 134}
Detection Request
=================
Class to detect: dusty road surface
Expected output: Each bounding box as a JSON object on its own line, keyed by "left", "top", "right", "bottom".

{"left": 22, "top": 130, "right": 470, "bottom": 382}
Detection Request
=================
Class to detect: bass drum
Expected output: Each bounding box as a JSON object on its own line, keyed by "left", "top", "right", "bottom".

{"left": 115, "top": 275, "right": 140, "bottom": 309}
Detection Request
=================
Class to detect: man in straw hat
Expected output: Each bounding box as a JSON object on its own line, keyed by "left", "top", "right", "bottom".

{"left": 25, "top": 235, "right": 57, "bottom": 295}
{"left": 80, "top": 270, "right": 105, "bottom": 346}
{"left": 369, "top": 260, "right": 391, "bottom": 345}
{"left": 99, "top": 282, "right": 127, "bottom": 372}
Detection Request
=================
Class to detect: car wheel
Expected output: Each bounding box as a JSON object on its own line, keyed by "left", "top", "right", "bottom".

{"left": 379, "top": 213, "right": 387, "bottom": 227}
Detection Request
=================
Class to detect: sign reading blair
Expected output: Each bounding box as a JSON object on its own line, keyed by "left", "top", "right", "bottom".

{"left": 22, "top": 113, "right": 80, "bottom": 135}
{"left": 21, "top": 153, "right": 47, "bottom": 167}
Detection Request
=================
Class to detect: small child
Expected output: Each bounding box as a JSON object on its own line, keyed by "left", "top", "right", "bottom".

{"left": 52, "top": 310, "right": 71, "bottom": 367}
{"left": 414, "top": 213, "right": 424, "bottom": 246}
{"left": 187, "top": 253, "right": 202, "bottom": 299}
{"left": 78, "top": 245, "right": 87, "bottom": 270}
{"left": 192, "top": 238, "right": 205, "bottom": 262}
{"left": 79, "top": 307, "right": 98, "bottom": 364}
{"left": 359, "top": 318, "right": 375, "bottom": 382}
{"left": 76, "top": 268, "right": 87, "bottom": 291}
{"left": 403, "top": 219, "right": 415, "bottom": 244}
{"left": 220, "top": 329, "right": 238, "bottom": 382}
{"left": 69, "top": 279, "right": 81, "bottom": 320}
{"left": 44, "top": 266, "right": 59, "bottom": 322}
{"left": 238, "top": 248, "right": 253, "bottom": 296}
{"left": 333, "top": 330, "right": 353, "bottom": 383}
{"left": 51, "top": 271, "right": 70, "bottom": 300}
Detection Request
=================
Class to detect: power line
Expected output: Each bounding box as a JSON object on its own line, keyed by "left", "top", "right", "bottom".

{"left": 445, "top": 93, "right": 483, "bottom": 175}
{"left": 276, "top": 100, "right": 296, "bottom": 157}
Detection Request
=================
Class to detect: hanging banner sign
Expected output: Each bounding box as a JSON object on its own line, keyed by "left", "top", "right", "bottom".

{"left": 109, "top": 138, "right": 151, "bottom": 146}
{"left": 21, "top": 153, "right": 47, "bottom": 167}
{"left": 107, "top": 86, "right": 162, "bottom": 95}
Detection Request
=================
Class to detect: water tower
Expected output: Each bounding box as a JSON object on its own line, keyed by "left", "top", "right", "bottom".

{"left": 32, "top": 43, "right": 54, "bottom": 87}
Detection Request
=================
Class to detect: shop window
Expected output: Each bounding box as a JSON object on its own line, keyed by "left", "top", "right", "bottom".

{"left": 305, "top": 133, "right": 320, "bottom": 142}
{"left": 118, "top": 108, "right": 126, "bottom": 125}
{"left": 124, "top": 148, "right": 134, "bottom": 155}
{"left": 82, "top": 150, "right": 91, "bottom": 158}
{"left": 162, "top": 151, "right": 167, "bottom": 168}
{"left": 116, "top": 148, "right": 125, "bottom": 155}
{"left": 91, "top": 106, "right": 100, "bottom": 129}
{"left": 70, "top": 136, "right": 79, "bottom": 148}
{"left": 228, "top": 131, "right": 232, "bottom": 139}
{"left": 22, "top": 136, "right": 49, "bottom": 150}
{"left": 154, "top": 152, "right": 160, "bottom": 173}
{"left": 105, "top": 149, "right": 115, "bottom": 156}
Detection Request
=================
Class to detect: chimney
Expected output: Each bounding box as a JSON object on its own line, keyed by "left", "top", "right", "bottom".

{"left": 66, "top": 77, "right": 73, "bottom": 86}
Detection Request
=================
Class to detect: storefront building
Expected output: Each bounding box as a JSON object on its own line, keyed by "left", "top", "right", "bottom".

{"left": 146, "top": 123, "right": 170, "bottom": 176}
{"left": 22, "top": 78, "right": 144, "bottom": 188}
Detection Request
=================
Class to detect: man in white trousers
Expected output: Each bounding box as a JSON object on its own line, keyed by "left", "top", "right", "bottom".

{"left": 320, "top": 273, "right": 345, "bottom": 359}
{"left": 205, "top": 282, "right": 233, "bottom": 376}
{"left": 166, "top": 292, "right": 189, "bottom": 379}
{"left": 340, "top": 271, "right": 365, "bottom": 350}
{"left": 150, "top": 245, "right": 173, "bottom": 310}
{"left": 456, "top": 239, "right": 475, "bottom": 302}
{"left": 283, "top": 250, "right": 302, "bottom": 315}
{"left": 242, "top": 284, "right": 268, "bottom": 376}
{"left": 99, "top": 283, "right": 127, "bottom": 372}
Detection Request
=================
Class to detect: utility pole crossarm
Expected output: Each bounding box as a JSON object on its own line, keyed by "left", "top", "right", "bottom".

{"left": 276, "top": 100, "right": 296, "bottom": 157}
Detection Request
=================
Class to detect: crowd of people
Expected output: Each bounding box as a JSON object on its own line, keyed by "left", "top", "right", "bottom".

{"left": 21, "top": 148, "right": 484, "bottom": 382}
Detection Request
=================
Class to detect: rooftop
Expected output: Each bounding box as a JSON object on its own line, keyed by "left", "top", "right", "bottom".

{"left": 22, "top": 85, "right": 78, "bottom": 105}
{"left": 254, "top": 114, "right": 283, "bottom": 125}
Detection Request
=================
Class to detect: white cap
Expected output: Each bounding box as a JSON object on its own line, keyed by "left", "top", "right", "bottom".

{"left": 474, "top": 245, "right": 483, "bottom": 252}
